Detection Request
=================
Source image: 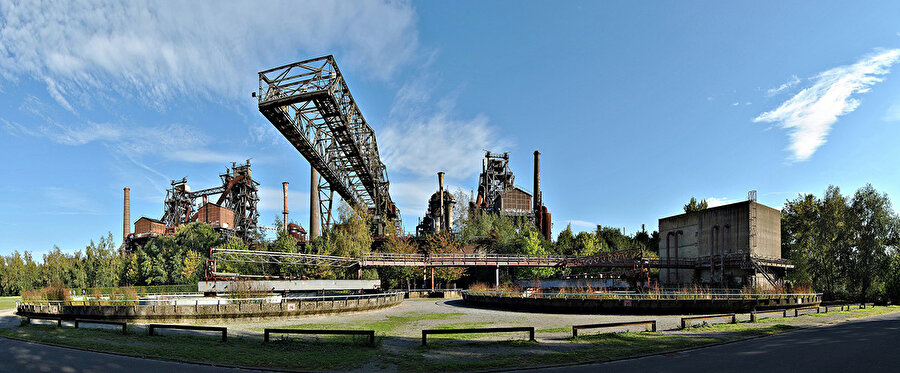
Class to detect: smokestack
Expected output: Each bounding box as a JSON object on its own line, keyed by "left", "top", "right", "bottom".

{"left": 438, "top": 172, "right": 445, "bottom": 233}
{"left": 533, "top": 150, "right": 541, "bottom": 212}
{"left": 282, "top": 182, "right": 289, "bottom": 232}
{"left": 123, "top": 187, "right": 130, "bottom": 242}
{"left": 310, "top": 166, "right": 320, "bottom": 238}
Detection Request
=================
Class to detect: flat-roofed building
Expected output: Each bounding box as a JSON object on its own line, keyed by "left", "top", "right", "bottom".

{"left": 657, "top": 200, "right": 791, "bottom": 289}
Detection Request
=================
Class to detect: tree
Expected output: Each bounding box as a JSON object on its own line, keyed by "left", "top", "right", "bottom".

{"left": 517, "top": 231, "right": 557, "bottom": 279}
{"left": 556, "top": 224, "right": 576, "bottom": 255}
{"left": 849, "top": 184, "right": 896, "bottom": 301}
{"left": 181, "top": 251, "right": 205, "bottom": 283}
{"left": 683, "top": 197, "right": 708, "bottom": 213}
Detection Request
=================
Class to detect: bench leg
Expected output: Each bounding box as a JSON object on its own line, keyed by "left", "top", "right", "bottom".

{"left": 264, "top": 331, "right": 269, "bottom": 343}
{"left": 529, "top": 329, "right": 535, "bottom": 342}
{"left": 149, "top": 327, "right": 154, "bottom": 336}
{"left": 57, "top": 319, "right": 61, "bottom": 327}
{"left": 422, "top": 331, "right": 427, "bottom": 346}
{"left": 572, "top": 327, "right": 578, "bottom": 338}
{"left": 369, "top": 332, "right": 375, "bottom": 347}
{"left": 74, "top": 321, "right": 79, "bottom": 329}
{"left": 222, "top": 331, "right": 227, "bottom": 343}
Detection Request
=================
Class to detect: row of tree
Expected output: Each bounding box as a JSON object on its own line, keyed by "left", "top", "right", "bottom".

{"left": 2, "top": 183, "right": 899, "bottom": 302}
{"left": 782, "top": 184, "right": 899, "bottom": 302}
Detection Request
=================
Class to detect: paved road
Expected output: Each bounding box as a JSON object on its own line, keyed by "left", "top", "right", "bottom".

{"left": 530, "top": 310, "right": 900, "bottom": 373}
{"left": 0, "top": 336, "right": 259, "bottom": 373}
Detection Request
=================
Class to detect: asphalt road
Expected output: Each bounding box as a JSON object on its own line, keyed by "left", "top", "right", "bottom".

{"left": 529, "top": 310, "right": 900, "bottom": 373}
{"left": 0, "top": 336, "right": 259, "bottom": 373}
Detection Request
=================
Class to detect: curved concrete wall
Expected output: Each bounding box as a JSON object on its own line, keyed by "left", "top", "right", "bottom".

{"left": 17, "top": 292, "right": 404, "bottom": 322}
{"left": 462, "top": 293, "right": 820, "bottom": 315}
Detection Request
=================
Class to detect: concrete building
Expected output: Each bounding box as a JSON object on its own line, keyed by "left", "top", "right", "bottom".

{"left": 657, "top": 200, "right": 791, "bottom": 289}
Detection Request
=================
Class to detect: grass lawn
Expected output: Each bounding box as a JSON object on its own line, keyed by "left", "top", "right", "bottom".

{"left": 2, "top": 306, "right": 896, "bottom": 371}
{"left": 0, "top": 297, "right": 20, "bottom": 311}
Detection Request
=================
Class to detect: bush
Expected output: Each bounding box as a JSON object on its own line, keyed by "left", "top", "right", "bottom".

{"left": 41, "top": 282, "right": 71, "bottom": 301}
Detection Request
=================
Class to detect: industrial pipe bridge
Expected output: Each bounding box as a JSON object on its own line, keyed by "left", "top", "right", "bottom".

{"left": 208, "top": 248, "right": 793, "bottom": 272}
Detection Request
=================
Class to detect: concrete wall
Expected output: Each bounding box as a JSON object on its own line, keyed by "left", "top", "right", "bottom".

{"left": 658, "top": 201, "right": 782, "bottom": 287}
{"left": 17, "top": 292, "right": 403, "bottom": 322}
{"left": 462, "top": 292, "right": 821, "bottom": 314}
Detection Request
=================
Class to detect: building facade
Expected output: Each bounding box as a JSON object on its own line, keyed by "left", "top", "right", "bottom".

{"left": 657, "top": 200, "right": 790, "bottom": 289}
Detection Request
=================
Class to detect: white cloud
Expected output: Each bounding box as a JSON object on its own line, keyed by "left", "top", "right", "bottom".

{"left": 381, "top": 112, "right": 506, "bottom": 179}
{"left": 704, "top": 197, "right": 733, "bottom": 208}
{"left": 754, "top": 49, "right": 900, "bottom": 161}
{"left": 883, "top": 103, "right": 900, "bottom": 122}
{"left": 765, "top": 75, "right": 801, "bottom": 97}
{"left": 0, "top": 1, "right": 419, "bottom": 108}
{"left": 567, "top": 220, "right": 597, "bottom": 229}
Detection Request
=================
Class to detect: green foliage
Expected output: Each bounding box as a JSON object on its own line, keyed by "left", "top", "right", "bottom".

{"left": 683, "top": 197, "right": 708, "bottom": 213}
{"left": 783, "top": 184, "right": 900, "bottom": 302}
{"left": 517, "top": 231, "right": 557, "bottom": 279}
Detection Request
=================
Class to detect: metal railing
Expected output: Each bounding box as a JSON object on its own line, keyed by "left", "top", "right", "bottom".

{"left": 17, "top": 292, "right": 404, "bottom": 308}
{"left": 463, "top": 290, "right": 822, "bottom": 301}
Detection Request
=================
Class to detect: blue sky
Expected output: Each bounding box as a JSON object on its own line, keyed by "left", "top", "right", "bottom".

{"left": 3, "top": 1, "right": 900, "bottom": 256}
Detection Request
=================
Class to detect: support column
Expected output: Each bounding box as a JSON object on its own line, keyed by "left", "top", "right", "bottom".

{"left": 310, "top": 166, "right": 320, "bottom": 238}
{"left": 495, "top": 266, "right": 500, "bottom": 289}
{"left": 431, "top": 267, "right": 435, "bottom": 291}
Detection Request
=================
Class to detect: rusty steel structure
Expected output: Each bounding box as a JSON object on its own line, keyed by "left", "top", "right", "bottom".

{"left": 257, "top": 55, "right": 399, "bottom": 236}
{"left": 469, "top": 150, "right": 551, "bottom": 239}
{"left": 416, "top": 172, "right": 456, "bottom": 236}
{"left": 207, "top": 247, "right": 792, "bottom": 276}
{"left": 161, "top": 160, "right": 260, "bottom": 241}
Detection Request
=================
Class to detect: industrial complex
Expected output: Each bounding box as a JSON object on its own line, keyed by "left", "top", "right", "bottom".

{"left": 97, "top": 55, "right": 798, "bottom": 317}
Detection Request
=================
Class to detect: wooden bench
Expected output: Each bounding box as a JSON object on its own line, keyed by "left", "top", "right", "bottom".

{"left": 74, "top": 319, "right": 126, "bottom": 334}
{"left": 264, "top": 328, "right": 375, "bottom": 346}
{"left": 681, "top": 314, "right": 737, "bottom": 329}
{"left": 793, "top": 306, "right": 820, "bottom": 317}
{"left": 26, "top": 315, "right": 63, "bottom": 327}
{"left": 861, "top": 303, "right": 875, "bottom": 309}
{"left": 750, "top": 309, "right": 787, "bottom": 322}
{"left": 421, "top": 327, "right": 535, "bottom": 346}
{"left": 572, "top": 320, "right": 656, "bottom": 338}
{"left": 148, "top": 324, "right": 227, "bottom": 342}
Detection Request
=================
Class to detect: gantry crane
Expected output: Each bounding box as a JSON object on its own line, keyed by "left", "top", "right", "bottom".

{"left": 257, "top": 55, "right": 399, "bottom": 236}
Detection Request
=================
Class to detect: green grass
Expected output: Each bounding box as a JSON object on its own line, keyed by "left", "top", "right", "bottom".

{"left": 5, "top": 306, "right": 897, "bottom": 372}
{"left": 536, "top": 326, "right": 570, "bottom": 333}
{"left": 0, "top": 297, "right": 20, "bottom": 311}
{"left": 0, "top": 324, "right": 378, "bottom": 371}
{"left": 268, "top": 312, "right": 467, "bottom": 334}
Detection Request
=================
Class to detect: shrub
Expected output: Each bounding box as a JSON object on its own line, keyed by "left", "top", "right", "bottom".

{"left": 41, "top": 282, "right": 71, "bottom": 301}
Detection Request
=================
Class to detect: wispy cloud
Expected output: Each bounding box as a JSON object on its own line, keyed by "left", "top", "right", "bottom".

{"left": 0, "top": 1, "right": 419, "bottom": 109}
{"left": 379, "top": 64, "right": 508, "bottom": 227}
{"left": 754, "top": 49, "right": 900, "bottom": 161}
{"left": 567, "top": 220, "right": 597, "bottom": 229}
{"left": 765, "top": 75, "right": 801, "bottom": 97}
{"left": 883, "top": 103, "right": 900, "bottom": 122}
{"left": 704, "top": 197, "right": 733, "bottom": 208}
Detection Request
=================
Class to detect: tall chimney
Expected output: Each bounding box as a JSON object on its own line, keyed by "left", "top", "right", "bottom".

{"left": 282, "top": 182, "right": 289, "bottom": 232}
{"left": 437, "top": 172, "right": 445, "bottom": 233}
{"left": 310, "top": 166, "right": 320, "bottom": 238}
{"left": 533, "top": 150, "right": 541, "bottom": 212}
{"left": 123, "top": 187, "right": 130, "bottom": 242}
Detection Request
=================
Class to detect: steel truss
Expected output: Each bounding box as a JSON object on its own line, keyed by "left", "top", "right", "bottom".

{"left": 257, "top": 55, "right": 399, "bottom": 234}
{"left": 211, "top": 248, "right": 359, "bottom": 268}
{"left": 161, "top": 161, "right": 260, "bottom": 241}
